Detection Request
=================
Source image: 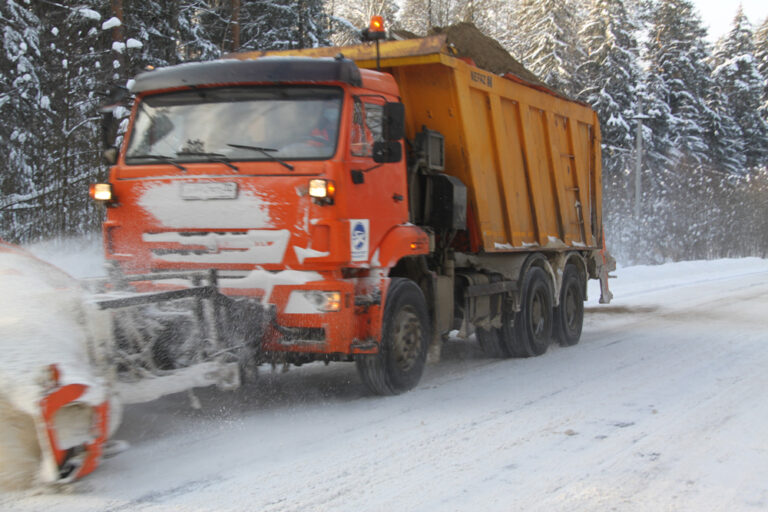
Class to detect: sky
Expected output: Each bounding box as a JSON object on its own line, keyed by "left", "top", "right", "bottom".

{"left": 692, "top": 0, "right": 768, "bottom": 41}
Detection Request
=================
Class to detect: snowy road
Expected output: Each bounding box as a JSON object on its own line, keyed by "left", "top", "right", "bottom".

{"left": 3, "top": 259, "right": 768, "bottom": 511}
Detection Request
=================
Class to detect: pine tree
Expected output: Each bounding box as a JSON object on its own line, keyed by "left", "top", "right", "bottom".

{"left": 644, "top": 0, "right": 712, "bottom": 170}
{"left": 230, "top": 0, "right": 329, "bottom": 51}
{"left": 711, "top": 8, "right": 768, "bottom": 169}
{"left": 577, "top": 0, "right": 641, "bottom": 262}
{"left": 513, "top": 0, "right": 585, "bottom": 98}
{"left": 31, "top": 1, "right": 113, "bottom": 239}
{"left": 579, "top": 0, "right": 639, "bottom": 161}
{"left": 705, "top": 73, "right": 746, "bottom": 175}
{"left": 753, "top": 16, "right": 768, "bottom": 138}
{"left": 632, "top": 0, "right": 717, "bottom": 261}
{"left": 0, "top": 0, "right": 44, "bottom": 241}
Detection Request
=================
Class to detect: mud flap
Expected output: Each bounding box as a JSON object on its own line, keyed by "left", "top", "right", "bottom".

{"left": 36, "top": 383, "right": 109, "bottom": 484}
{"left": 598, "top": 232, "right": 616, "bottom": 304}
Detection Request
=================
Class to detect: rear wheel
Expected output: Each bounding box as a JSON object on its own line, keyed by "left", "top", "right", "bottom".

{"left": 514, "top": 267, "right": 553, "bottom": 357}
{"left": 499, "top": 303, "right": 526, "bottom": 357}
{"left": 554, "top": 264, "right": 584, "bottom": 347}
{"left": 477, "top": 327, "right": 508, "bottom": 358}
{"left": 356, "top": 278, "right": 430, "bottom": 395}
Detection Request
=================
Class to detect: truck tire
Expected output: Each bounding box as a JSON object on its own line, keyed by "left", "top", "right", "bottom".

{"left": 498, "top": 305, "right": 527, "bottom": 357}
{"left": 476, "top": 327, "right": 508, "bottom": 358}
{"left": 514, "top": 267, "right": 553, "bottom": 357}
{"left": 554, "top": 264, "right": 584, "bottom": 347}
{"left": 356, "top": 278, "right": 430, "bottom": 395}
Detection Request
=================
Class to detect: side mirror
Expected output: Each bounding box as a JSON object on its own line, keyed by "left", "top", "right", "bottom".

{"left": 102, "top": 147, "right": 118, "bottom": 165}
{"left": 382, "top": 102, "right": 405, "bottom": 141}
{"left": 373, "top": 141, "right": 402, "bottom": 163}
{"left": 101, "top": 111, "right": 119, "bottom": 149}
{"left": 100, "top": 112, "right": 119, "bottom": 164}
{"left": 98, "top": 85, "right": 129, "bottom": 162}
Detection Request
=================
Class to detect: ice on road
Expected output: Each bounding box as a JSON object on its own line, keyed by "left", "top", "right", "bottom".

{"left": 2, "top": 258, "right": 767, "bottom": 511}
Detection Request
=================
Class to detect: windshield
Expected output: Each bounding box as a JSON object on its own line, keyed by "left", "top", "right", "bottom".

{"left": 125, "top": 86, "right": 342, "bottom": 165}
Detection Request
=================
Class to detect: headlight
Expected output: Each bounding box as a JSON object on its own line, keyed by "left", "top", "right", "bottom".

{"left": 89, "top": 183, "right": 114, "bottom": 202}
{"left": 308, "top": 179, "right": 335, "bottom": 204}
{"left": 285, "top": 290, "right": 342, "bottom": 313}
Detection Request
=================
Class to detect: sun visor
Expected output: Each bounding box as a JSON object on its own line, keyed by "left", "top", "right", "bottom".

{"left": 130, "top": 57, "right": 362, "bottom": 94}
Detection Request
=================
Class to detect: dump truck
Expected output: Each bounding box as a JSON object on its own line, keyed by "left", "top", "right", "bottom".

{"left": 92, "top": 23, "right": 613, "bottom": 403}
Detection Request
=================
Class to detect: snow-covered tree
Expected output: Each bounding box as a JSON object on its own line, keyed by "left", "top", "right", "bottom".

{"left": 397, "top": 0, "right": 477, "bottom": 35}
{"left": 234, "top": 0, "right": 329, "bottom": 51}
{"left": 579, "top": 0, "right": 640, "bottom": 161}
{"left": 0, "top": 0, "right": 44, "bottom": 240}
{"left": 644, "top": 0, "right": 712, "bottom": 170}
{"left": 577, "top": 0, "right": 641, "bottom": 260}
{"left": 711, "top": 8, "right": 766, "bottom": 170}
{"left": 513, "top": 0, "right": 585, "bottom": 98}
{"left": 752, "top": 16, "right": 768, "bottom": 138}
{"left": 705, "top": 73, "right": 747, "bottom": 175}
{"left": 32, "top": 1, "right": 112, "bottom": 238}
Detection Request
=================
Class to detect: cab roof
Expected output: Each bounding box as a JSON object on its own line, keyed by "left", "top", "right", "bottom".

{"left": 130, "top": 57, "right": 363, "bottom": 94}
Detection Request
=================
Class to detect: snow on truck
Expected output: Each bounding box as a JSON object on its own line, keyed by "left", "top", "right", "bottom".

{"left": 0, "top": 21, "right": 615, "bottom": 487}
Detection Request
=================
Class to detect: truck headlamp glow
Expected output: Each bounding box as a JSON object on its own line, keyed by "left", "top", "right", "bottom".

{"left": 308, "top": 179, "right": 335, "bottom": 200}
{"left": 89, "top": 183, "right": 114, "bottom": 202}
{"left": 285, "top": 290, "right": 342, "bottom": 313}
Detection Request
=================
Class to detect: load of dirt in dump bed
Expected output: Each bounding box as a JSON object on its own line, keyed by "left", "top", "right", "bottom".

{"left": 400, "top": 22, "right": 567, "bottom": 99}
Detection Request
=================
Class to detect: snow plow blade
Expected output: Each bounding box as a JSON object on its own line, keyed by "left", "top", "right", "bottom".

{"left": 88, "top": 268, "right": 272, "bottom": 404}
{"left": 36, "top": 380, "right": 110, "bottom": 484}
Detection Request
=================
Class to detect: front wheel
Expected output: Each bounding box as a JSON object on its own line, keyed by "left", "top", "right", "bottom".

{"left": 356, "top": 278, "right": 430, "bottom": 395}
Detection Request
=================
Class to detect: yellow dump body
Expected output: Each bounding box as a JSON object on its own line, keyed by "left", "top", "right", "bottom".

{"left": 233, "top": 36, "right": 603, "bottom": 252}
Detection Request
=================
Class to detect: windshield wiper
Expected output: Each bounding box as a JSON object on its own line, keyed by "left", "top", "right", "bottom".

{"left": 176, "top": 151, "right": 239, "bottom": 172}
{"left": 126, "top": 154, "right": 188, "bottom": 172}
{"left": 227, "top": 144, "right": 294, "bottom": 171}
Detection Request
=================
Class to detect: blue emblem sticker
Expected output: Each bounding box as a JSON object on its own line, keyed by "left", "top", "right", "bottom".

{"left": 350, "top": 219, "right": 369, "bottom": 261}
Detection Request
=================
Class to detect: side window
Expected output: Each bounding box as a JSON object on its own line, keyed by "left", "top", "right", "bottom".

{"left": 350, "top": 97, "right": 384, "bottom": 157}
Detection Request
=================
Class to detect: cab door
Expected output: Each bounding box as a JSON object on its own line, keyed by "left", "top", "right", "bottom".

{"left": 343, "top": 95, "right": 409, "bottom": 265}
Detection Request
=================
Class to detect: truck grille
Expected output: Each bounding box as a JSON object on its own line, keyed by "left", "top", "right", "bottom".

{"left": 143, "top": 229, "right": 290, "bottom": 265}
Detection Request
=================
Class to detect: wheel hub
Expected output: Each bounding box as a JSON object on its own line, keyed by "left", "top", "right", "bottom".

{"left": 391, "top": 306, "right": 422, "bottom": 372}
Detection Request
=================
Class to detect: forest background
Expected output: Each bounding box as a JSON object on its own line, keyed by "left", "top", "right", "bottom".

{"left": 2, "top": 0, "right": 767, "bottom": 265}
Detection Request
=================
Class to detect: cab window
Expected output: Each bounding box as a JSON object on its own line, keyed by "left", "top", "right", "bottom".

{"left": 350, "top": 97, "right": 384, "bottom": 157}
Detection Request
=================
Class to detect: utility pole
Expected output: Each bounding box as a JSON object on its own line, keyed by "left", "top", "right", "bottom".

{"left": 633, "top": 102, "right": 650, "bottom": 220}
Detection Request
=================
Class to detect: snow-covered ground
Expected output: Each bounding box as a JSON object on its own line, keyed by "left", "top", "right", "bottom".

{"left": 2, "top": 253, "right": 767, "bottom": 511}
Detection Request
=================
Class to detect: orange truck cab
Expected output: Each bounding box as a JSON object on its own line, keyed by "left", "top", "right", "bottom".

{"left": 96, "top": 34, "right": 613, "bottom": 396}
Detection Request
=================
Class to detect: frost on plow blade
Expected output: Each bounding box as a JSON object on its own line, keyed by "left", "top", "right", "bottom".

{"left": 0, "top": 242, "right": 120, "bottom": 490}
{"left": 89, "top": 267, "right": 266, "bottom": 405}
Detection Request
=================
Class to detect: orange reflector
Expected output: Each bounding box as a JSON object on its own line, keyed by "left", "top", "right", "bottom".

{"left": 369, "top": 16, "right": 385, "bottom": 33}
{"left": 410, "top": 242, "right": 417, "bottom": 249}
